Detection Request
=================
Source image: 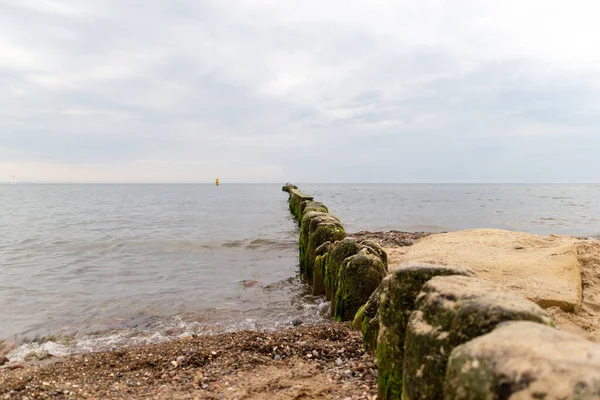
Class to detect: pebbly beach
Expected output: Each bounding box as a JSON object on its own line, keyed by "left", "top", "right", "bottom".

{"left": 2, "top": 184, "right": 600, "bottom": 399}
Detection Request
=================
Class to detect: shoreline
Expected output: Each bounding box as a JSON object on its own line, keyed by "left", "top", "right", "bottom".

{"left": 0, "top": 229, "right": 432, "bottom": 399}
{"left": 3, "top": 219, "right": 600, "bottom": 397}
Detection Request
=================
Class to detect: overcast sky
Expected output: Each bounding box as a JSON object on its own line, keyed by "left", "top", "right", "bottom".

{"left": 1, "top": 0, "right": 599, "bottom": 183}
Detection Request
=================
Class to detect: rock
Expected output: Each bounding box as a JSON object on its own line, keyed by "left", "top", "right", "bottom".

{"left": 353, "top": 276, "right": 391, "bottom": 354}
{"left": 288, "top": 188, "right": 314, "bottom": 221}
{"left": 299, "top": 212, "right": 336, "bottom": 281}
{"left": 334, "top": 247, "right": 387, "bottom": 322}
{"left": 336, "top": 358, "right": 343, "bottom": 366}
{"left": 304, "top": 214, "right": 346, "bottom": 284}
{"left": 0, "top": 356, "right": 8, "bottom": 366}
{"left": 393, "top": 229, "right": 587, "bottom": 312}
{"left": 312, "top": 350, "right": 319, "bottom": 358}
{"left": 302, "top": 201, "right": 329, "bottom": 216}
{"left": 325, "top": 238, "right": 361, "bottom": 305}
{"left": 273, "top": 355, "right": 281, "bottom": 361}
{"left": 176, "top": 356, "right": 185, "bottom": 363}
{"left": 445, "top": 321, "right": 600, "bottom": 400}
{"left": 344, "top": 369, "right": 352, "bottom": 376}
{"left": 403, "top": 275, "right": 554, "bottom": 400}
{"left": 292, "top": 319, "right": 303, "bottom": 327}
{"left": 281, "top": 183, "right": 298, "bottom": 193}
{"left": 376, "top": 263, "right": 476, "bottom": 400}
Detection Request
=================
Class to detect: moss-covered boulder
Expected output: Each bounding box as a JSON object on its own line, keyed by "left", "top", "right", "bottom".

{"left": 325, "top": 238, "right": 361, "bottom": 305}
{"left": 288, "top": 189, "right": 314, "bottom": 221}
{"left": 377, "top": 264, "right": 476, "bottom": 400}
{"left": 445, "top": 321, "right": 600, "bottom": 400}
{"left": 305, "top": 214, "right": 345, "bottom": 284}
{"left": 334, "top": 247, "right": 387, "bottom": 322}
{"left": 282, "top": 183, "right": 298, "bottom": 193}
{"left": 313, "top": 241, "right": 333, "bottom": 296}
{"left": 302, "top": 201, "right": 328, "bottom": 216}
{"left": 353, "top": 275, "right": 391, "bottom": 353}
{"left": 403, "top": 275, "right": 554, "bottom": 400}
{"left": 299, "top": 211, "right": 329, "bottom": 280}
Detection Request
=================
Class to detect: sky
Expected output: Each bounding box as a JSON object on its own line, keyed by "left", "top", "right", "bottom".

{"left": 1, "top": 0, "right": 600, "bottom": 183}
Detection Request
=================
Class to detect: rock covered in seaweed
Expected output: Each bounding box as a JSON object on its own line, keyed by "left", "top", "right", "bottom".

{"left": 334, "top": 247, "right": 387, "bottom": 322}
{"left": 403, "top": 275, "right": 554, "bottom": 400}
{"left": 305, "top": 214, "right": 346, "bottom": 284}
{"left": 377, "top": 263, "right": 475, "bottom": 400}
{"left": 445, "top": 321, "right": 600, "bottom": 400}
{"left": 353, "top": 275, "right": 391, "bottom": 353}
{"left": 324, "top": 238, "right": 361, "bottom": 304}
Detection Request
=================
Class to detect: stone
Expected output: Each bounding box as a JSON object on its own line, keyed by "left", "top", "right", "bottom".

{"left": 334, "top": 247, "right": 387, "bottom": 322}
{"left": 299, "top": 211, "right": 346, "bottom": 283}
{"left": 377, "top": 263, "right": 475, "bottom": 400}
{"left": 302, "top": 201, "right": 329, "bottom": 216}
{"left": 288, "top": 188, "right": 314, "bottom": 221}
{"left": 403, "top": 275, "right": 554, "bottom": 400}
{"left": 392, "top": 229, "right": 587, "bottom": 312}
{"left": 325, "top": 238, "right": 361, "bottom": 305}
{"left": 313, "top": 242, "right": 333, "bottom": 295}
{"left": 353, "top": 275, "right": 391, "bottom": 354}
{"left": 445, "top": 321, "right": 600, "bottom": 400}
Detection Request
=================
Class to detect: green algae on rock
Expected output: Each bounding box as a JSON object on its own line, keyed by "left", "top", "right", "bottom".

{"left": 302, "top": 201, "right": 329, "bottom": 216}
{"left": 403, "top": 275, "right": 554, "bottom": 400}
{"left": 298, "top": 211, "right": 329, "bottom": 281}
{"left": 377, "top": 264, "right": 476, "bottom": 400}
{"left": 313, "top": 241, "right": 333, "bottom": 296}
{"left": 445, "top": 321, "right": 600, "bottom": 400}
{"left": 325, "top": 238, "right": 361, "bottom": 305}
{"left": 353, "top": 275, "right": 391, "bottom": 354}
{"left": 288, "top": 188, "right": 314, "bottom": 221}
{"left": 306, "top": 215, "right": 346, "bottom": 285}
{"left": 334, "top": 247, "right": 387, "bottom": 322}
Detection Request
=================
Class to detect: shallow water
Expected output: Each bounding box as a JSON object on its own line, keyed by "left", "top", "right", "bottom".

{"left": 1, "top": 183, "right": 599, "bottom": 359}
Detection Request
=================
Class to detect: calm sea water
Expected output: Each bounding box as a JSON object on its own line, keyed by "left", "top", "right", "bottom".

{"left": 1, "top": 183, "right": 599, "bottom": 359}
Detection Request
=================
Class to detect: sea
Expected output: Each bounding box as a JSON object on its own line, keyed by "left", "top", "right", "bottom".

{"left": 1, "top": 183, "right": 599, "bottom": 360}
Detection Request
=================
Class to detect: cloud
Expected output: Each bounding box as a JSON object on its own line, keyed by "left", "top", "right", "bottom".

{"left": 1, "top": 0, "right": 600, "bottom": 182}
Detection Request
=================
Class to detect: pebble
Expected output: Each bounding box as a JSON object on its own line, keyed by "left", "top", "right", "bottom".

{"left": 292, "top": 319, "right": 303, "bottom": 327}
{"left": 312, "top": 350, "right": 319, "bottom": 358}
{"left": 201, "top": 384, "right": 209, "bottom": 390}
{"left": 176, "top": 356, "right": 185, "bottom": 363}
{"left": 336, "top": 358, "right": 343, "bottom": 366}
{"left": 344, "top": 369, "right": 352, "bottom": 376}
{"left": 273, "top": 355, "right": 281, "bottom": 361}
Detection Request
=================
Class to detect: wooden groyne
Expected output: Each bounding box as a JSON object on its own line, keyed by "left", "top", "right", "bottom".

{"left": 282, "top": 183, "right": 600, "bottom": 399}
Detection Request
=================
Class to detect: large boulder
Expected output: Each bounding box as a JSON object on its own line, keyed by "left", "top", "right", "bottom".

{"left": 377, "top": 264, "right": 475, "bottom": 400}
{"left": 445, "top": 321, "right": 600, "bottom": 399}
{"left": 334, "top": 247, "right": 387, "bottom": 322}
{"left": 392, "top": 229, "right": 585, "bottom": 312}
{"left": 403, "top": 275, "right": 554, "bottom": 400}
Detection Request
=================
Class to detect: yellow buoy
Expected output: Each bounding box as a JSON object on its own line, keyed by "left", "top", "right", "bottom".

{"left": 216, "top": 178, "right": 219, "bottom": 186}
